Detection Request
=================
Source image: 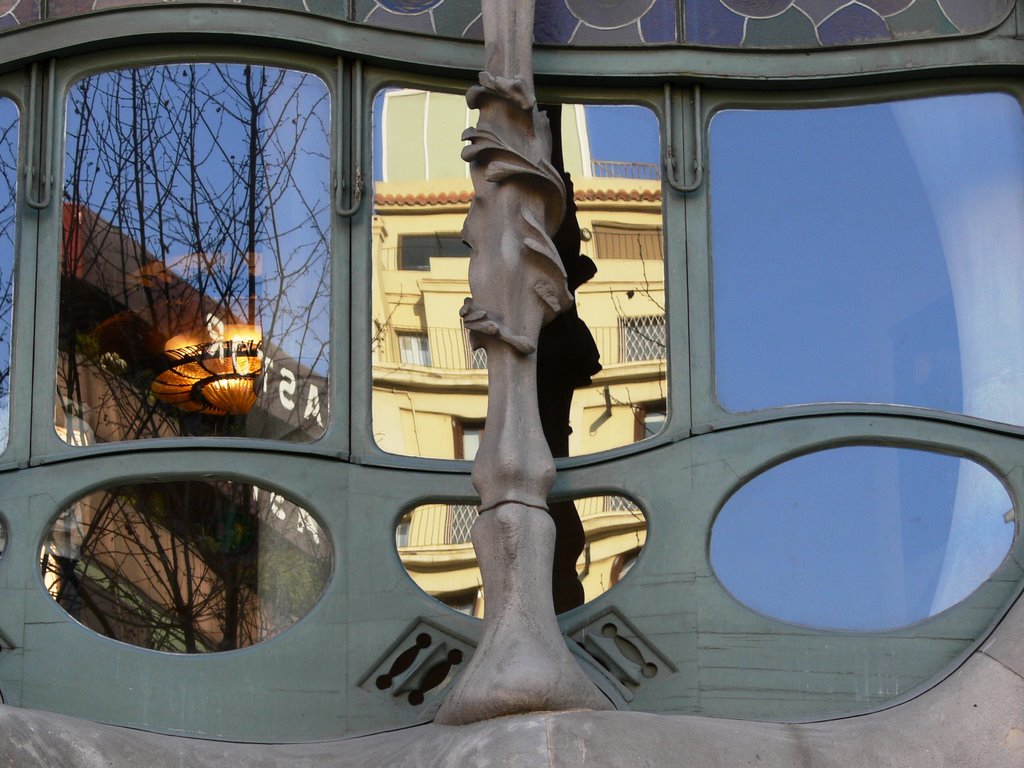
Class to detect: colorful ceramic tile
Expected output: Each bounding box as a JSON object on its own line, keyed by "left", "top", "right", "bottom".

{"left": 363, "top": 3, "right": 436, "bottom": 33}
{"left": 46, "top": 0, "right": 94, "bottom": 17}
{"left": 462, "top": 12, "right": 483, "bottom": 38}
{"left": 566, "top": 0, "right": 656, "bottom": 28}
{"left": 378, "top": 0, "right": 443, "bottom": 11}
{"left": 571, "top": 20, "right": 644, "bottom": 43}
{"left": 887, "top": 0, "right": 957, "bottom": 38}
{"left": 10, "top": 0, "right": 40, "bottom": 24}
{"left": 431, "top": 0, "right": 482, "bottom": 39}
{"left": 684, "top": 0, "right": 746, "bottom": 45}
{"left": 859, "top": 0, "right": 914, "bottom": 16}
{"left": 744, "top": 5, "right": 817, "bottom": 46}
{"left": 817, "top": 2, "right": 890, "bottom": 44}
{"left": 535, "top": 0, "right": 578, "bottom": 43}
{"left": 639, "top": 0, "right": 677, "bottom": 42}
{"left": 937, "top": 0, "right": 1011, "bottom": 33}
{"left": 792, "top": 0, "right": 845, "bottom": 24}
{"left": 721, "top": 0, "right": 793, "bottom": 18}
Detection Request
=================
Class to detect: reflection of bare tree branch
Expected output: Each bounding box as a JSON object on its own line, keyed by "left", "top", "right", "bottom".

{"left": 44, "top": 481, "right": 330, "bottom": 653}
{"left": 59, "top": 64, "right": 331, "bottom": 443}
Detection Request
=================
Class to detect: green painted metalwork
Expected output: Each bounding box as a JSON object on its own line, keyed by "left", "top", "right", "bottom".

{"left": 0, "top": 6, "right": 1017, "bottom": 744}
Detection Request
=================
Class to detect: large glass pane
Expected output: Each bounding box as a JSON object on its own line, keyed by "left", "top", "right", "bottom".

{"left": 0, "top": 98, "right": 16, "bottom": 452}
{"left": 58, "top": 64, "right": 331, "bottom": 445}
{"left": 371, "top": 88, "right": 667, "bottom": 459}
{"left": 395, "top": 494, "right": 647, "bottom": 616}
{"left": 711, "top": 446, "right": 1015, "bottom": 630}
{"left": 712, "top": 93, "right": 1024, "bottom": 426}
{"left": 41, "top": 479, "right": 331, "bottom": 652}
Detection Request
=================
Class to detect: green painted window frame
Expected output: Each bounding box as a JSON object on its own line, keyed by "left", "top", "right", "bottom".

{"left": 0, "top": 8, "right": 1017, "bottom": 740}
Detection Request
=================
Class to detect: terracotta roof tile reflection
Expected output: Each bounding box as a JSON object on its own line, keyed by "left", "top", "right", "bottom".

{"left": 374, "top": 187, "right": 662, "bottom": 207}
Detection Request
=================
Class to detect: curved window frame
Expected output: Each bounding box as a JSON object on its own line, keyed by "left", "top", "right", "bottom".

{"left": 27, "top": 48, "right": 352, "bottom": 465}
{"left": 351, "top": 67, "right": 688, "bottom": 473}
{"left": 688, "top": 80, "right": 1024, "bottom": 441}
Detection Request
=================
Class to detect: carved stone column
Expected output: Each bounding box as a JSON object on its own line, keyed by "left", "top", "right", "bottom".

{"left": 433, "top": 0, "right": 610, "bottom": 726}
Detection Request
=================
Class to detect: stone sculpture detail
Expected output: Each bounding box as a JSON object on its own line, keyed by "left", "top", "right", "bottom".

{"left": 433, "top": 0, "right": 610, "bottom": 725}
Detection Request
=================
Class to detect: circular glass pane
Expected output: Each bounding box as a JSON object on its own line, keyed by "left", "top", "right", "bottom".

{"left": 711, "top": 446, "right": 1015, "bottom": 630}
{"left": 395, "top": 495, "right": 647, "bottom": 616}
{"left": 41, "top": 479, "right": 331, "bottom": 652}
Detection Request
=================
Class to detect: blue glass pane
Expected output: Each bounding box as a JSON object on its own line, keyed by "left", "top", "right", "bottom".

{"left": 711, "top": 447, "right": 1015, "bottom": 630}
{"left": 712, "top": 93, "right": 1024, "bottom": 428}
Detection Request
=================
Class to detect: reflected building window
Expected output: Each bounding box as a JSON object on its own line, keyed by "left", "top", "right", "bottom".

{"left": 593, "top": 222, "right": 663, "bottom": 261}
{"left": 620, "top": 315, "right": 666, "bottom": 362}
{"left": 397, "top": 331, "right": 431, "bottom": 366}
{"left": 452, "top": 419, "right": 483, "bottom": 460}
{"left": 58, "top": 63, "right": 332, "bottom": 445}
{"left": 633, "top": 400, "right": 666, "bottom": 442}
{"left": 398, "top": 233, "right": 471, "bottom": 270}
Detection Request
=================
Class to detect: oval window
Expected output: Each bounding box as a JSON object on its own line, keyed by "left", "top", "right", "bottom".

{"left": 711, "top": 446, "right": 1015, "bottom": 630}
{"left": 395, "top": 494, "right": 647, "bottom": 616}
{"left": 41, "top": 480, "right": 331, "bottom": 652}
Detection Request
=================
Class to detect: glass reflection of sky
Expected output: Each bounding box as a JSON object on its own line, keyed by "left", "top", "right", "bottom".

{"left": 63, "top": 65, "right": 331, "bottom": 375}
{"left": 711, "top": 446, "right": 1014, "bottom": 631}
{"left": 711, "top": 93, "right": 1024, "bottom": 427}
{"left": 371, "top": 97, "right": 659, "bottom": 182}
{"left": 585, "top": 104, "right": 660, "bottom": 167}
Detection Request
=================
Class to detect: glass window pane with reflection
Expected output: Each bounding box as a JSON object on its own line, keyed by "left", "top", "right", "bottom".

{"left": 371, "top": 89, "right": 667, "bottom": 459}
{"left": 41, "top": 479, "right": 331, "bottom": 652}
{"left": 712, "top": 93, "right": 1024, "bottom": 426}
{"left": 711, "top": 446, "right": 1015, "bottom": 630}
{"left": 0, "top": 99, "right": 16, "bottom": 453}
{"left": 58, "top": 64, "right": 331, "bottom": 444}
{"left": 395, "top": 494, "right": 646, "bottom": 617}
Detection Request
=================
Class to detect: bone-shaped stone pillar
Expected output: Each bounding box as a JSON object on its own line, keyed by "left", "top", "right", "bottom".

{"left": 433, "top": 0, "right": 611, "bottom": 726}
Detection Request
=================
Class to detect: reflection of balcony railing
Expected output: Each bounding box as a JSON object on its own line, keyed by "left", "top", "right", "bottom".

{"left": 376, "top": 324, "right": 666, "bottom": 370}
{"left": 591, "top": 160, "right": 661, "bottom": 180}
{"left": 400, "top": 498, "right": 644, "bottom": 549}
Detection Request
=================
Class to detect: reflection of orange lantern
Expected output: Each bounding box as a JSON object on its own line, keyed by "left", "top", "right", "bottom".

{"left": 151, "top": 324, "right": 263, "bottom": 416}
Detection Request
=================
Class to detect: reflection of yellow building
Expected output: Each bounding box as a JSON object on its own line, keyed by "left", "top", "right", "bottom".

{"left": 372, "top": 89, "right": 660, "bottom": 612}
{"left": 398, "top": 497, "right": 647, "bottom": 617}
{"left": 371, "top": 89, "right": 667, "bottom": 461}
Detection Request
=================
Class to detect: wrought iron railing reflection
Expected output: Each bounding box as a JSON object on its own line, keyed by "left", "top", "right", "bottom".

{"left": 591, "top": 159, "right": 661, "bottom": 179}
{"left": 375, "top": 323, "right": 666, "bottom": 371}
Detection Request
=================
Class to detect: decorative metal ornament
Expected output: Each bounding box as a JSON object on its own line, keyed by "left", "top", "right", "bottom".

{"left": 434, "top": 0, "right": 610, "bottom": 725}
